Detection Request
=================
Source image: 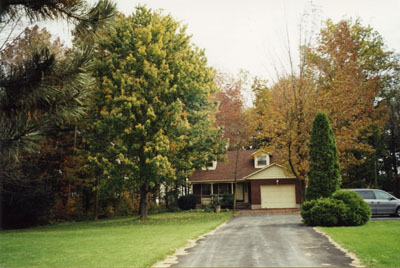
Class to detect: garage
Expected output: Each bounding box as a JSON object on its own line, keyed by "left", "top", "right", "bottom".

{"left": 260, "top": 185, "right": 296, "bottom": 209}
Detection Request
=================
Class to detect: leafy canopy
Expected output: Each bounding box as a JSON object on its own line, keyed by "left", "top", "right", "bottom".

{"left": 87, "top": 6, "right": 225, "bottom": 218}
{"left": 251, "top": 19, "right": 392, "bottom": 187}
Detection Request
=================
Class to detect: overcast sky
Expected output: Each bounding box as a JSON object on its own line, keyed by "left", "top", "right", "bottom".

{"left": 49, "top": 0, "right": 400, "bottom": 83}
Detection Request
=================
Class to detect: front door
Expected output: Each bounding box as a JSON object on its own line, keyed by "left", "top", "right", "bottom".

{"left": 235, "top": 183, "right": 244, "bottom": 201}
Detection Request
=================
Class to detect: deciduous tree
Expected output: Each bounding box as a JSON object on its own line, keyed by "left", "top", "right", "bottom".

{"left": 382, "top": 83, "right": 400, "bottom": 196}
{"left": 254, "top": 19, "right": 392, "bottom": 198}
{"left": 215, "top": 72, "right": 252, "bottom": 210}
{"left": 307, "top": 19, "right": 400, "bottom": 194}
{"left": 88, "top": 6, "right": 225, "bottom": 219}
{"left": 306, "top": 19, "right": 387, "bottom": 170}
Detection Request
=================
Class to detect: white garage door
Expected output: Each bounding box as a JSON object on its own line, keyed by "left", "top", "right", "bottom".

{"left": 260, "top": 185, "right": 296, "bottom": 209}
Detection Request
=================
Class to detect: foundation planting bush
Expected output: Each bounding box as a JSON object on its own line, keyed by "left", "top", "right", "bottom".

{"left": 301, "top": 190, "right": 371, "bottom": 226}
{"left": 332, "top": 190, "right": 371, "bottom": 226}
{"left": 301, "top": 198, "right": 348, "bottom": 226}
{"left": 221, "top": 193, "right": 234, "bottom": 209}
{"left": 177, "top": 194, "right": 197, "bottom": 210}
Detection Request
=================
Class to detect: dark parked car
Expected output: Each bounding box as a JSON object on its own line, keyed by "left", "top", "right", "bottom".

{"left": 350, "top": 189, "right": 400, "bottom": 217}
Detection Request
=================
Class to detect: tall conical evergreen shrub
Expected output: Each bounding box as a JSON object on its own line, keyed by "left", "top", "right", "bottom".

{"left": 306, "top": 112, "right": 341, "bottom": 200}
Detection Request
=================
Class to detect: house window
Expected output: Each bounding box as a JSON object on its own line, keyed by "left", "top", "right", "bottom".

{"left": 213, "top": 183, "right": 232, "bottom": 195}
{"left": 254, "top": 153, "right": 269, "bottom": 168}
{"left": 257, "top": 156, "right": 267, "bottom": 166}
{"left": 218, "top": 183, "right": 231, "bottom": 194}
{"left": 201, "top": 184, "right": 211, "bottom": 196}
{"left": 193, "top": 184, "right": 201, "bottom": 196}
{"left": 203, "top": 160, "right": 217, "bottom": 170}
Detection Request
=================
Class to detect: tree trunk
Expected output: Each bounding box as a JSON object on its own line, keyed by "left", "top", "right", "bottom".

{"left": 390, "top": 122, "right": 399, "bottom": 197}
{"left": 300, "top": 179, "right": 306, "bottom": 203}
{"left": 174, "top": 181, "right": 179, "bottom": 207}
{"left": 288, "top": 141, "right": 305, "bottom": 201}
{"left": 373, "top": 155, "right": 378, "bottom": 188}
{"left": 394, "top": 175, "right": 400, "bottom": 198}
{"left": 94, "top": 177, "right": 99, "bottom": 221}
{"left": 84, "top": 187, "right": 90, "bottom": 212}
{"left": 232, "top": 148, "right": 240, "bottom": 212}
{"left": 139, "top": 182, "right": 149, "bottom": 219}
{"left": 0, "top": 177, "right": 3, "bottom": 229}
{"left": 165, "top": 185, "right": 169, "bottom": 208}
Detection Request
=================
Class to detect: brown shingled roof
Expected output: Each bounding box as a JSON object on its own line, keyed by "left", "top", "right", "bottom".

{"left": 189, "top": 149, "right": 274, "bottom": 182}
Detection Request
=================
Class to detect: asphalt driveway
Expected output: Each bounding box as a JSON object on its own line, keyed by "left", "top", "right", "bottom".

{"left": 172, "top": 213, "right": 354, "bottom": 267}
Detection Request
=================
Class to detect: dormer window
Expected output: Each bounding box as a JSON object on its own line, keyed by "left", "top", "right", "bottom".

{"left": 202, "top": 160, "right": 217, "bottom": 170}
{"left": 257, "top": 156, "right": 267, "bottom": 166}
{"left": 254, "top": 153, "right": 270, "bottom": 168}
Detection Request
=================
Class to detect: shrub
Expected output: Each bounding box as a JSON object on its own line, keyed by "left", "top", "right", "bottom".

{"left": 201, "top": 204, "right": 216, "bottom": 212}
{"left": 301, "top": 198, "right": 348, "bottom": 226}
{"left": 300, "top": 199, "right": 318, "bottom": 223}
{"left": 212, "top": 195, "right": 221, "bottom": 205}
{"left": 2, "top": 178, "right": 56, "bottom": 228}
{"left": 332, "top": 190, "right": 371, "bottom": 226}
{"left": 221, "top": 193, "right": 234, "bottom": 209}
{"left": 301, "top": 190, "right": 372, "bottom": 227}
{"left": 177, "top": 194, "right": 197, "bottom": 210}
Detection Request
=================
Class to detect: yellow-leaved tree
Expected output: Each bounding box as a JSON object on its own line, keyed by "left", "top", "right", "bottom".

{"left": 87, "top": 6, "right": 225, "bottom": 219}
{"left": 252, "top": 19, "right": 389, "bottom": 199}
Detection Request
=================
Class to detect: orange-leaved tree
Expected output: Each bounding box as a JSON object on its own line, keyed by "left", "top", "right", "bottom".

{"left": 215, "top": 72, "right": 252, "bottom": 210}
{"left": 306, "top": 19, "right": 388, "bottom": 172}
{"left": 253, "top": 19, "right": 388, "bottom": 199}
{"left": 251, "top": 76, "right": 315, "bottom": 199}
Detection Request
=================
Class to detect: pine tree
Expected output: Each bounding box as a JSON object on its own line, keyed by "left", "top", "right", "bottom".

{"left": 306, "top": 112, "right": 341, "bottom": 200}
{"left": 0, "top": 0, "right": 116, "bottom": 227}
{"left": 0, "top": 0, "right": 116, "bottom": 161}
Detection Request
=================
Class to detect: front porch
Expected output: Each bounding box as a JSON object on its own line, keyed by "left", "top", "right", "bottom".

{"left": 192, "top": 182, "right": 250, "bottom": 207}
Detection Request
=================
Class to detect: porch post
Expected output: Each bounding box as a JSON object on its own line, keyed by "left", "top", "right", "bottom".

{"left": 231, "top": 183, "right": 234, "bottom": 194}
{"left": 210, "top": 183, "right": 214, "bottom": 195}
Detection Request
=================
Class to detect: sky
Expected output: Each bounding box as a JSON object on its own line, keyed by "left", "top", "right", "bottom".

{"left": 46, "top": 0, "right": 400, "bottom": 83}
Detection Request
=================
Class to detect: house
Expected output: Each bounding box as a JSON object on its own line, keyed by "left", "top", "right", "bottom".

{"left": 188, "top": 149, "right": 302, "bottom": 209}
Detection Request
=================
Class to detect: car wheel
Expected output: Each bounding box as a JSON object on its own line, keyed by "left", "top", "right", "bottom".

{"left": 396, "top": 207, "right": 400, "bottom": 217}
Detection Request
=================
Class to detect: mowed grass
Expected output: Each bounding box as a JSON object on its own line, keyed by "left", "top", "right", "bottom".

{"left": 320, "top": 220, "right": 400, "bottom": 267}
{"left": 0, "top": 211, "right": 232, "bottom": 267}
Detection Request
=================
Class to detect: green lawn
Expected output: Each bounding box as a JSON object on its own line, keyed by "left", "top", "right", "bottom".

{"left": 319, "top": 220, "right": 400, "bottom": 267}
{"left": 0, "top": 211, "right": 232, "bottom": 267}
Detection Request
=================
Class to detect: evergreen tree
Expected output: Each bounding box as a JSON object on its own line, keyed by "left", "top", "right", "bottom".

{"left": 0, "top": 0, "right": 116, "bottom": 227}
{"left": 0, "top": 0, "right": 115, "bottom": 161}
{"left": 306, "top": 112, "right": 341, "bottom": 200}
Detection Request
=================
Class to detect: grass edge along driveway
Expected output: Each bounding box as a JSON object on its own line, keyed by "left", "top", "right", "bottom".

{"left": 0, "top": 211, "right": 232, "bottom": 267}
{"left": 319, "top": 220, "right": 400, "bottom": 267}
